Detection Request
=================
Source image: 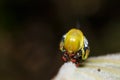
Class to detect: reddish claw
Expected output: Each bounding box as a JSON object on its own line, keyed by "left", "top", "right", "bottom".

{"left": 71, "top": 59, "right": 76, "bottom": 63}
{"left": 62, "top": 56, "right": 67, "bottom": 62}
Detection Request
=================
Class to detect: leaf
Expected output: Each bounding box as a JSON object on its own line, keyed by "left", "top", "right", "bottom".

{"left": 52, "top": 53, "right": 120, "bottom": 80}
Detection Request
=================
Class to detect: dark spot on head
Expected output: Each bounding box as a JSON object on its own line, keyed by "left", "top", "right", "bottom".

{"left": 97, "top": 68, "right": 101, "bottom": 72}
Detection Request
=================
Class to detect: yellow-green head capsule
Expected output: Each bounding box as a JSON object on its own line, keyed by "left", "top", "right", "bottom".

{"left": 60, "top": 28, "right": 90, "bottom": 66}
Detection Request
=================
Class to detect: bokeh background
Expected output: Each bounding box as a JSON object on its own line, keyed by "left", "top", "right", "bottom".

{"left": 0, "top": 0, "right": 120, "bottom": 80}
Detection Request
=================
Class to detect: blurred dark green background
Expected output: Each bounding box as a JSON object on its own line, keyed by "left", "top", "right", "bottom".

{"left": 0, "top": 0, "right": 120, "bottom": 80}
